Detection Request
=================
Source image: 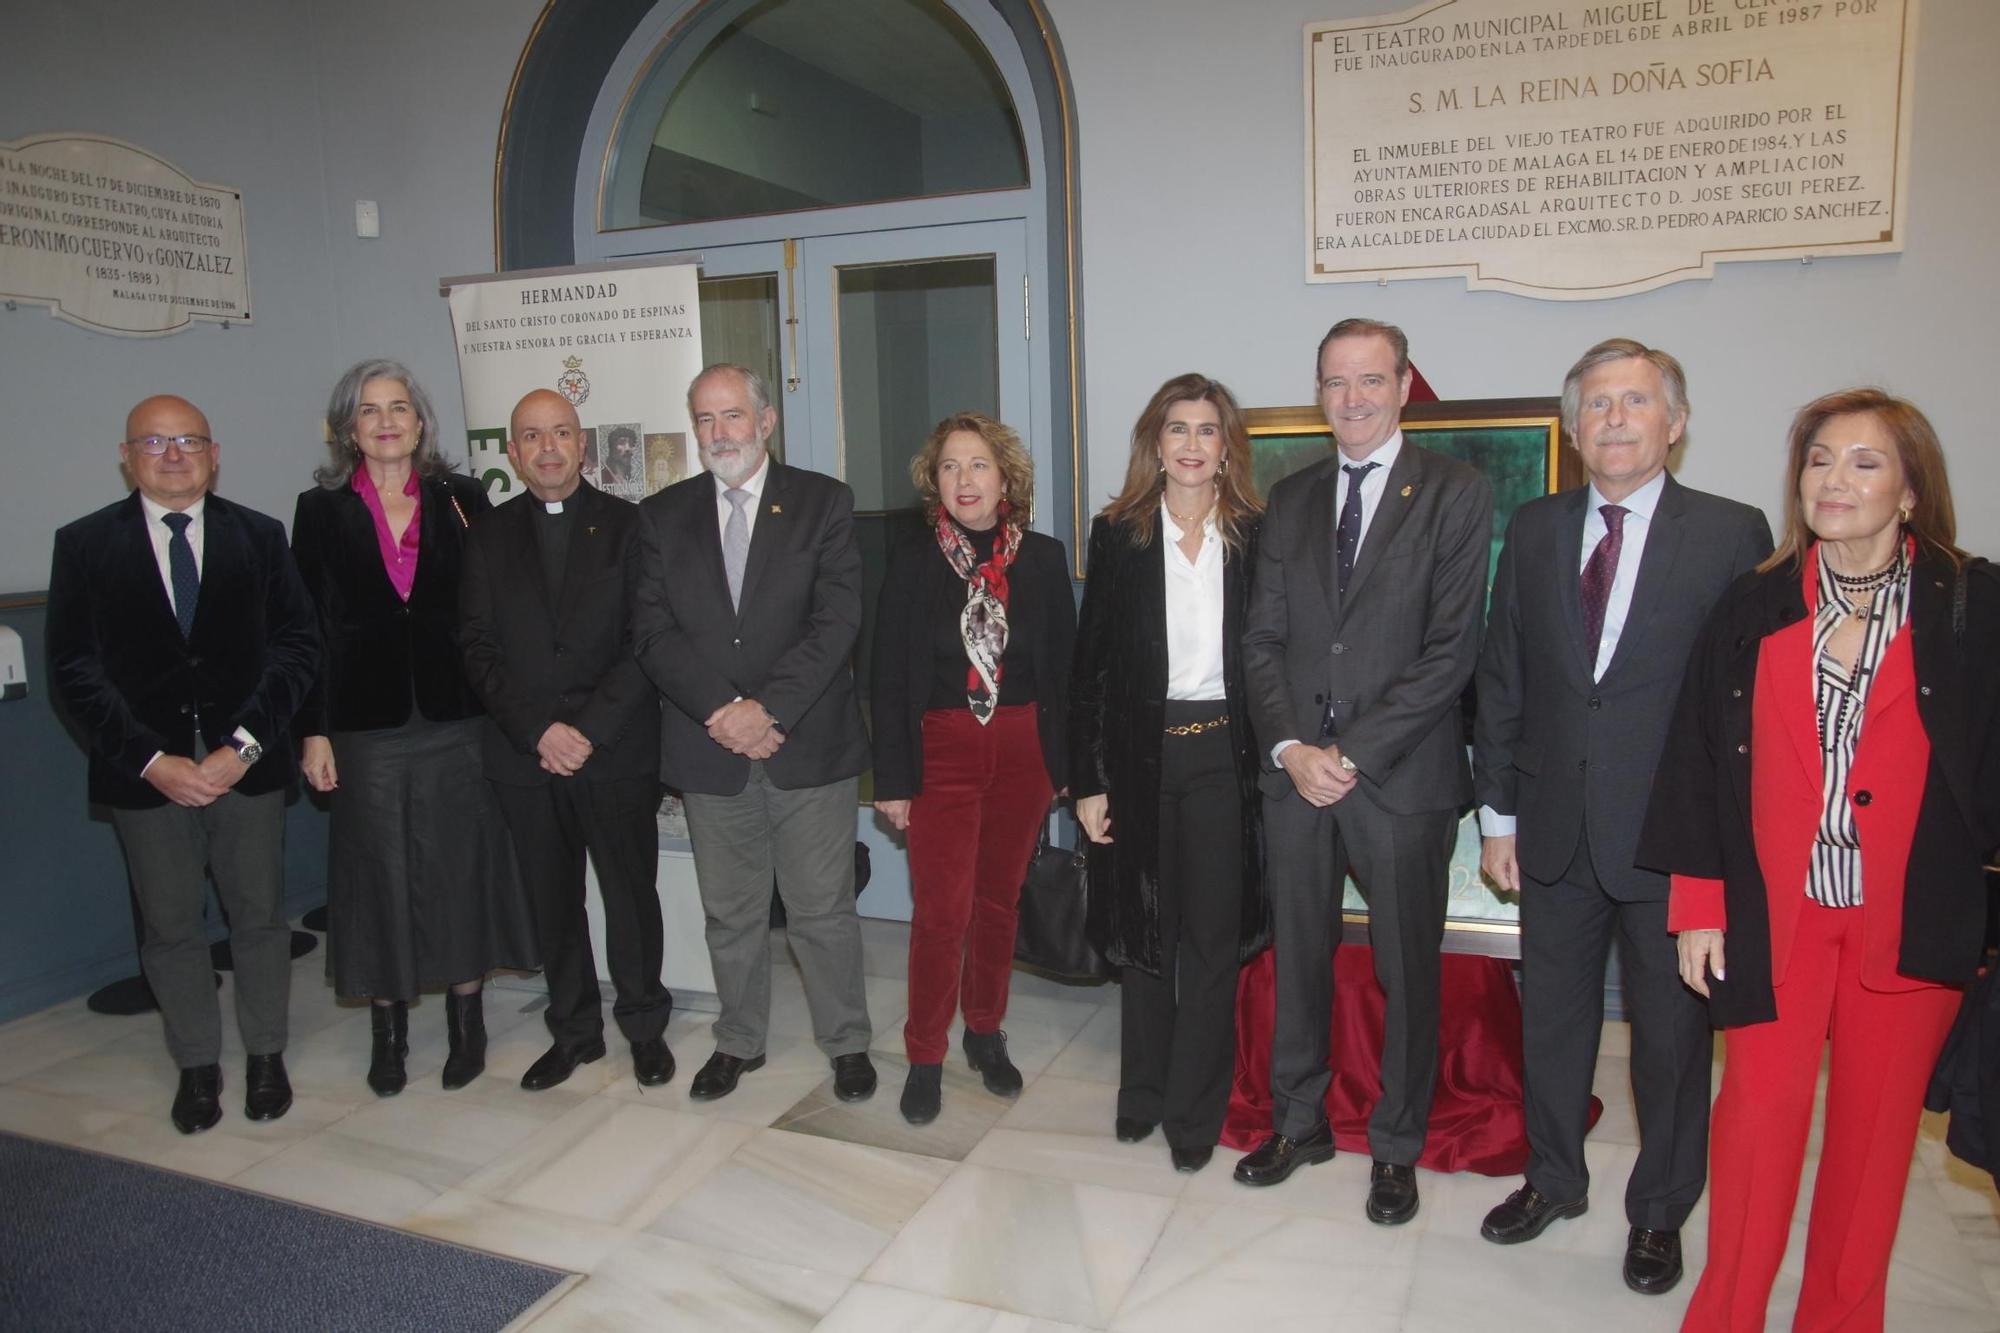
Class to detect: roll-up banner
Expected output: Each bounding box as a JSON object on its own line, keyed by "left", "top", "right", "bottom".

{"left": 440, "top": 257, "right": 705, "bottom": 501}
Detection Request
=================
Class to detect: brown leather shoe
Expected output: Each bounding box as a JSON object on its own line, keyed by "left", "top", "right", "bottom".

{"left": 1233, "top": 1122, "right": 1336, "bottom": 1186}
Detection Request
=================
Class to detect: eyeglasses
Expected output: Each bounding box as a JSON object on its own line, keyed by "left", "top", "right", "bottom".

{"left": 126, "top": 435, "right": 214, "bottom": 455}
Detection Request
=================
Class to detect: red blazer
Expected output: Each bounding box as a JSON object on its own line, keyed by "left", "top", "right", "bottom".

{"left": 1667, "top": 567, "right": 1932, "bottom": 995}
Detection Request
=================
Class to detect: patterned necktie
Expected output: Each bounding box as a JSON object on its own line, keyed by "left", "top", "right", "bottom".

{"left": 162, "top": 511, "right": 198, "bottom": 638}
{"left": 722, "top": 487, "right": 751, "bottom": 610}
{"left": 1579, "top": 503, "right": 1628, "bottom": 670}
{"left": 1336, "top": 461, "right": 1379, "bottom": 594}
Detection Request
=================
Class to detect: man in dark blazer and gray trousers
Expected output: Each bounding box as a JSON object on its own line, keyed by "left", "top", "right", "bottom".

{"left": 1238, "top": 320, "right": 1493, "bottom": 1226}
{"left": 632, "top": 363, "right": 876, "bottom": 1104}
{"left": 47, "top": 394, "right": 319, "bottom": 1135}
{"left": 461, "top": 389, "right": 673, "bottom": 1093}
{"left": 1472, "top": 338, "right": 1772, "bottom": 1294}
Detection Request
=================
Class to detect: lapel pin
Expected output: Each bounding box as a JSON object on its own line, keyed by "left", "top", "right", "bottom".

{"left": 586, "top": 526, "right": 597, "bottom": 536}
{"left": 1399, "top": 484, "right": 1413, "bottom": 497}
{"left": 770, "top": 503, "right": 782, "bottom": 515}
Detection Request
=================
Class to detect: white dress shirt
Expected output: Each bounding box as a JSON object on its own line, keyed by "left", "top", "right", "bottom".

{"left": 136, "top": 492, "right": 255, "bottom": 773}
{"left": 1161, "top": 502, "right": 1227, "bottom": 702}
{"left": 1478, "top": 468, "right": 1664, "bottom": 837}
{"left": 1269, "top": 430, "right": 1406, "bottom": 764}
{"left": 713, "top": 451, "right": 771, "bottom": 545}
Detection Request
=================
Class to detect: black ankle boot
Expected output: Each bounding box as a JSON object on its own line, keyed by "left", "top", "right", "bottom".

{"left": 442, "top": 990, "right": 486, "bottom": 1090}
{"left": 367, "top": 1002, "right": 408, "bottom": 1097}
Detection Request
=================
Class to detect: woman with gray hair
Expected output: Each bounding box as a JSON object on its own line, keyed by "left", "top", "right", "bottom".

{"left": 291, "top": 358, "right": 536, "bottom": 1096}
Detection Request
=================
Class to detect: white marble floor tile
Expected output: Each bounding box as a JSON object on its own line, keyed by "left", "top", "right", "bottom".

{"left": 870, "top": 991, "right": 1101, "bottom": 1085}
{"left": 524, "top": 1232, "right": 849, "bottom": 1333}
{"left": 1111, "top": 1199, "right": 1419, "bottom": 1331}
{"left": 1178, "top": 1142, "right": 1379, "bottom": 1223}
{"left": 458, "top": 1096, "right": 753, "bottom": 1227}
{"left": 1040, "top": 1003, "right": 1122, "bottom": 1086}
{"left": 229, "top": 1130, "right": 454, "bottom": 1224}
{"left": 1402, "top": 1231, "right": 1692, "bottom": 1333}
{"left": 971, "top": 1076, "right": 1190, "bottom": 1198}
{"left": 12, "top": 1028, "right": 183, "bottom": 1116}
{"left": 818, "top": 1281, "right": 1094, "bottom": 1332}
{"left": 0, "top": 997, "right": 154, "bottom": 1084}
{"left": 404, "top": 1188, "right": 634, "bottom": 1274}
{"left": 71, "top": 1112, "right": 301, "bottom": 1183}
{"left": 0, "top": 1083, "right": 135, "bottom": 1146}
{"left": 1887, "top": 1170, "right": 2000, "bottom": 1314}
{"left": 646, "top": 1128, "right": 953, "bottom": 1276}
{"left": 774, "top": 1052, "right": 1009, "bottom": 1162}
{"left": 866, "top": 1163, "right": 1176, "bottom": 1326}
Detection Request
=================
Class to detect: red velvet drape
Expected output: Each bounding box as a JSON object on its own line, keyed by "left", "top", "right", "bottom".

{"left": 1223, "top": 946, "right": 1597, "bottom": 1175}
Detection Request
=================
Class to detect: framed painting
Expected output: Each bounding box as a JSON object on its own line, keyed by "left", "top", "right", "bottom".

{"left": 1245, "top": 397, "right": 1578, "bottom": 959}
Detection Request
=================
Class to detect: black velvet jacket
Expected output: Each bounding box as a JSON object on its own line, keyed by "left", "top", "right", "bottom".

{"left": 291, "top": 471, "right": 492, "bottom": 734}
{"left": 1069, "top": 513, "right": 1269, "bottom": 976}
{"left": 869, "top": 526, "right": 1074, "bottom": 801}
{"left": 1638, "top": 552, "right": 2000, "bottom": 1027}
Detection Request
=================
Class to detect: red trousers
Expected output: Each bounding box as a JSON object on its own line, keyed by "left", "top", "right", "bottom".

{"left": 902, "top": 705, "right": 1052, "bottom": 1065}
{"left": 1683, "top": 899, "right": 1961, "bottom": 1333}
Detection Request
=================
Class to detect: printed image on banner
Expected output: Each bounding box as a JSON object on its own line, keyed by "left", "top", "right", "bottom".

{"left": 444, "top": 261, "right": 703, "bottom": 502}
{"left": 0, "top": 133, "right": 250, "bottom": 336}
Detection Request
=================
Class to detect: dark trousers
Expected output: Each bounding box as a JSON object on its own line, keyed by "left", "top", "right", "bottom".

{"left": 495, "top": 775, "right": 672, "bottom": 1047}
{"left": 110, "top": 789, "right": 290, "bottom": 1068}
{"left": 903, "top": 705, "right": 1053, "bottom": 1065}
{"left": 1520, "top": 839, "right": 1712, "bottom": 1229}
{"left": 1119, "top": 704, "right": 1243, "bottom": 1150}
{"left": 1265, "top": 787, "right": 1455, "bottom": 1162}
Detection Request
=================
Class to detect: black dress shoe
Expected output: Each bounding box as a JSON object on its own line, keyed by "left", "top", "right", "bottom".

{"left": 1115, "top": 1116, "right": 1157, "bottom": 1144}
{"left": 961, "top": 1028, "right": 1023, "bottom": 1097}
{"left": 688, "top": 1050, "right": 765, "bottom": 1101}
{"left": 171, "top": 1064, "right": 222, "bottom": 1135}
{"left": 631, "top": 1038, "right": 676, "bottom": 1088}
{"left": 1365, "top": 1160, "right": 1420, "bottom": 1225}
{"left": 243, "top": 1053, "right": 292, "bottom": 1122}
{"left": 520, "top": 1037, "right": 607, "bottom": 1092}
{"left": 1171, "top": 1144, "right": 1214, "bottom": 1174}
{"left": 1481, "top": 1184, "right": 1588, "bottom": 1244}
{"left": 832, "top": 1052, "right": 878, "bottom": 1102}
{"left": 900, "top": 1062, "right": 943, "bottom": 1124}
{"left": 1623, "top": 1227, "right": 1683, "bottom": 1295}
{"left": 1233, "top": 1121, "right": 1336, "bottom": 1186}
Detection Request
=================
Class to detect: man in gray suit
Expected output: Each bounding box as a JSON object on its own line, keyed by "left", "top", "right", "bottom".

{"left": 1472, "top": 338, "right": 1771, "bottom": 1294}
{"left": 632, "top": 364, "right": 876, "bottom": 1104}
{"left": 1236, "top": 319, "right": 1494, "bottom": 1226}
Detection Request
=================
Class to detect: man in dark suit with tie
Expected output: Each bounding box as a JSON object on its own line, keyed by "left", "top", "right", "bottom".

{"left": 461, "top": 389, "right": 673, "bottom": 1092}
{"left": 632, "top": 363, "right": 876, "bottom": 1104}
{"left": 1472, "top": 338, "right": 1772, "bottom": 1294}
{"left": 46, "top": 395, "right": 319, "bottom": 1134}
{"left": 1237, "top": 320, "right": 1494, "bottom": 1226}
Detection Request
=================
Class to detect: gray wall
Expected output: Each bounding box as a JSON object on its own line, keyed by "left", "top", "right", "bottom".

{"left": 1048, "top": 0, "right": 2000, "bottom": 553}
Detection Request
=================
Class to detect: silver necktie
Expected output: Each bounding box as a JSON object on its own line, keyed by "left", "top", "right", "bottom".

{"left": 723, "top": 487, "right": 750, "bottom": 609}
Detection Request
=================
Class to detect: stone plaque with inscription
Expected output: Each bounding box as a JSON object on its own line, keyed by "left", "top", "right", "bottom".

{"left": 1306, "top": 0, "right": 1915, "bottom": 298}
{"left": 0, "top": 133, "right": 250, "bottom": 336}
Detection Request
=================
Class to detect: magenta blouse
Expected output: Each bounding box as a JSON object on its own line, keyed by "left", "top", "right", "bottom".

{"left": 353, "top": 469, "right": 421, "bottom": 602}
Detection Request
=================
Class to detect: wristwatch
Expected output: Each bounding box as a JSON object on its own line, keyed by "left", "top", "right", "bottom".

{"left": 227, "top": 737, "right": 264, "bottom": 766}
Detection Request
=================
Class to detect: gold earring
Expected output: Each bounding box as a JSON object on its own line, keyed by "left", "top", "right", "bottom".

{"left": 1898, "top": 503, "right": 1913, "bottom": 525}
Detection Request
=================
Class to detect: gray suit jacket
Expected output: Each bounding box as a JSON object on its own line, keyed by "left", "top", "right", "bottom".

{"left": 631, "top": 461, "right": 869, "bottom": 796}
{"left": 1473, "top": 474, "right": 1772, "bottom": 900}
{"left": 1244, "top": 441, "right": 1494, "bottom": 815}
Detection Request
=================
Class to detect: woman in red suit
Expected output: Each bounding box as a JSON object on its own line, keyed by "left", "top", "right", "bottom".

{"left": 1641, "top": 388, "right": 2000, "bottom": 1332}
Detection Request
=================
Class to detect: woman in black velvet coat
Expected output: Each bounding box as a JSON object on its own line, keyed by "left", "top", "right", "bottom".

{"left": 1070, "top": 373, "right": 1268, "bottom": 1173}
{"left": 291, "top": 359, "right": 535, "bottom": 1097}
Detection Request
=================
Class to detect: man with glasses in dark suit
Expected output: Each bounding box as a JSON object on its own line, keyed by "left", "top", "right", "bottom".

{"left": 47, "top": 395, "right": 319, "bottom": 1134}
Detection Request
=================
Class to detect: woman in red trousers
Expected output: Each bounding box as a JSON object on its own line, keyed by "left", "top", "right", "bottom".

{"left": 870, "top": 413, "right": 1075, "bottom": 1124}
{"left": 1641, "top": 388, "right": 1999, "bottom": 1332}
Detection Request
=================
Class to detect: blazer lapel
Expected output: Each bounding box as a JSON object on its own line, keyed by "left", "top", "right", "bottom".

{"left": 117, "top": 493, "right": 182, "bottom": 639}
{"left": 550, "top": 481, "right": 615, "bottom": 630}
{"left": 1552, "top": 487, "right": 1595, "bottom": 682}
{"left": 505, "top": 492, "right": 558, "bottom": 629}
{"left": 1766, "top": 573, "right": 1822, "bottom": 783}
{"left": 734, "top": 463, "right": 787, "bottom": 616}
{"left": 1303, "top": 460, "right": 1341, "bottom": 616}
{"left": 1600, "top": 477, "right": 1686, "bottom": 682}
{"left": 188, "top": 496, "right": 242, "bottom": 645}
{"left": 1340, "top": 442, "right": 1420, "bottom": 607}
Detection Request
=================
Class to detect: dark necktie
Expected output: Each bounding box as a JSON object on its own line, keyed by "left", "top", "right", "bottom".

{"left": 1579, "top": 503, "right": 1628, "bottom": 671}
{"left": 1336, "top": 462, "right": 1379, "bottom": 594}
{"left": 162, "top": 511, "right": 198, "bottom": 639}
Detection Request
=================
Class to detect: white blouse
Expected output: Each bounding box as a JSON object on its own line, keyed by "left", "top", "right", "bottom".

{"left": 1161, "top": 502, "right": 1227, "bottom": 702}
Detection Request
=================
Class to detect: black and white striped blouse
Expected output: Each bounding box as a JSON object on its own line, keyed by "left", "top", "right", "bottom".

{"left": 1807, "top": 543, "right": 1912, "bottom": 908}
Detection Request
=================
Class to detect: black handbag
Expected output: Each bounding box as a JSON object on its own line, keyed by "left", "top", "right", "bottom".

{"left": 1013, "top": 811, "right": 1112, "bottom": 985}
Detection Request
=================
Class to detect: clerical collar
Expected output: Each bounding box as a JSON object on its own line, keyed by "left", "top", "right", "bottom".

{"left": 542, "top": 500, "right": 564, "bottom": 515}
